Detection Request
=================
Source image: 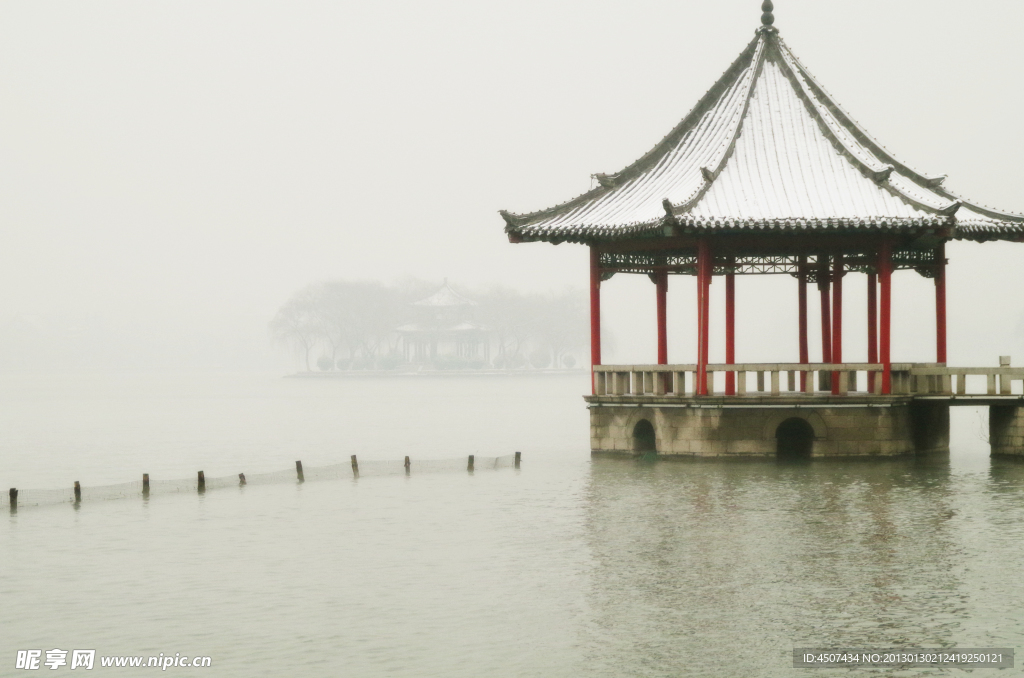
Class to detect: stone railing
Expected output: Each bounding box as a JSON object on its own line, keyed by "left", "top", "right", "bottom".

{"left": 593, "top": 359, "right": 1024, "bottom": 398}
{"left": 593, "top": 363, "right": 884, "bottom": 397}
{"left": 901, "top": 364, "right": 1024, "bottom": 396}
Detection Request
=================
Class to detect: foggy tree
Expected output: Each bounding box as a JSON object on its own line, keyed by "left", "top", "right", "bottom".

{"left": 476, "top": 286, "right": 587, "bottom": 368}
{"left": 268, "top": 286, "right": 320, "bottom": 371}
{"left": 315, "top": 280, "right": 404, "bottom": 367}
{"left": 534, "top": 288, "right": 588, "bottom": 368}
{"left": 475, "top": 286, "right": 536, "bottom": 368}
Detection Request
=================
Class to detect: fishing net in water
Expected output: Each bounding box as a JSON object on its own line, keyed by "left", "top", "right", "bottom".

{"left": 1, "top": 454, "right": 519, "bottom": 510}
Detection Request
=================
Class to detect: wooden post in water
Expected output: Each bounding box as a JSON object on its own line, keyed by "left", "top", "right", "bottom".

{"left": 404, "top": 456, "right": 411, "bottom": 475}
{"left": 9, "top": 487, "right": 17, "bottom": 511}
{"left": 350, "top": 455, "right": 359, "bottom": 477}
{"left": 142, "top": 473, "right": 150, "bottom": 497}
{"left": 238, "top": 473, "right": 246, "bottom": 486}
{"left": 73, "top": 481, "right": 81, "bottom": 503}
{"left": 295, "top": 460, "right": 304, "bottom": 483}
{"left": 197, "top": 471, "right": 206, "bottom": 494}
{"left": 468, "top": 455, "right": 475, "bottom": 472}
{"left": 514, "top": 451, "right": 521, "bottom": 469}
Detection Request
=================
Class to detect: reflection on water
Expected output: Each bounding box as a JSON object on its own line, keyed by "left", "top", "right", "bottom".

{"left": 3, "top": 374, "right": 1024, "bottom": 677}
{"left": 579, "top": 455, "right": 1024, "bottom": 677}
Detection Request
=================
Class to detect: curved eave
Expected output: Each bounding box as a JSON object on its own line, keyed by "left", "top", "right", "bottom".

{"left": 508, "top": 220, "right": 665, "bottom": 245}
{"left": 939, "top": 195, "right": 1024, "bottom": 228}
{"left": 508, "top": 217, "right": 982, "bottom": 245}
{"left": 953, "top": 222, "right": 1024, "bottom": 242}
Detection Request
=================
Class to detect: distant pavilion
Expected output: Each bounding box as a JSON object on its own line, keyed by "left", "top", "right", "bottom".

{"left": 499, "top": 2, "right": 1024, "bottom": 458}
{"left": 397, "top": 281, "right": 489, "bottom": 364}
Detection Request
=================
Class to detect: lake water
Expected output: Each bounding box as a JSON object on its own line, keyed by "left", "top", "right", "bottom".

{"left": 2, "top": 372, "right": 1023, "bottom": 676}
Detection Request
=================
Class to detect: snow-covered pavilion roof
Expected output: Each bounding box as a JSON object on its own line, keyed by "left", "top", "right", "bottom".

{"left": 412, "top": 281, "right": 477, "bottom": 308}
{"left": 500, "top": 22, "right": 1024, "bottom": 245}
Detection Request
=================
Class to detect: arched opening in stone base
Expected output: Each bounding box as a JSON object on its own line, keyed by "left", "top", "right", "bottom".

{"left": 632, "top": 419, "right": 656, "bottom": 455}
{"left": 776, "top": 417, "right": 814, "bottom": 460}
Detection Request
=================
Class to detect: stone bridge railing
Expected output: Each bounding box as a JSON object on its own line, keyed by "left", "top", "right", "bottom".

{"left": 593, "top": 360, "right": 1024, "bottom": 398}
{"left": 903, "top": 364, "right": 1024, "bottom": 396}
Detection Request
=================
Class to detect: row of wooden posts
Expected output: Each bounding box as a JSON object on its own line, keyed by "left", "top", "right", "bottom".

{"left": 6, "top": 452, "right": 523, "bottom": 510}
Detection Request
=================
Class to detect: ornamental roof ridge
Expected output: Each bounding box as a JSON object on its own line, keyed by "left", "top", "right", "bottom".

{"left": 662, "top": 35, "right": 770, "bottom": 218}
{"left": 500, "top": 34, "right": 763, "bottom": 230}
{"left": 775, "top": 36, "right": 1024, "bottom": 224}
{"left": 765, "top": 38, "right": 957, "bottom": 219}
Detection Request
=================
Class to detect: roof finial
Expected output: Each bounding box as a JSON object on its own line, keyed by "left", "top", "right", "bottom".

{"left": 761, "top": 0, "right": 774, "bottom": 27}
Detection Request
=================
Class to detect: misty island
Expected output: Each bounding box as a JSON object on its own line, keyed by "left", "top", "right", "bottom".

{"left": 273, "top": 279, "right": 586, "bottom": 375}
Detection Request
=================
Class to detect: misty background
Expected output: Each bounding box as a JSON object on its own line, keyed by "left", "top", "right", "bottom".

{"left": 270, "top": 279, "right": 586, "bottom": 372}
{"left": 1, "top": 0, "right": 1022, "bottom": 374}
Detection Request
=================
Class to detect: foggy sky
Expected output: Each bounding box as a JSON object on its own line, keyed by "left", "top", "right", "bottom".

{"left": 1, "top": 0, "right": 1022, "bottom": 371}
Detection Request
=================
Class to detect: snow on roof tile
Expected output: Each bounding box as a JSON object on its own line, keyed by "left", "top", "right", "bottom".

{"left": 412, "top": 281, "right": 477, "bottom": 307}
{"left": 501, "top": 27, "right": 1024, "bottom": 244}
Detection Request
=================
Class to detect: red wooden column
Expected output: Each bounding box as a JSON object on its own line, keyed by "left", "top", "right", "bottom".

{"left": 695, "top": 251, "right": 703, "bottom": 394}
{"left": 725, "top": 258, "right": 736, "bottom": 395}
{"left": 935, "top": 242, "right": 947, "bottom": 364}
{"left": 879, "top": 241, "right": 893, "bottom": 394}
{"left": 589, "top": 246, "right": 602, "bottom": 395}
{"left": 656, "top": 270, "right": 668, "bottom": 365}
{"left": 831, "top": 254, "right": 844, "bottom": 395}
{"left": 798, "top": 256, "right": 809, "bottom": 391}
{"left": 818, "top": 257, "right": 832, "bottom": 392}
{"left": 867, "top": 271, "right": 878, "bottom": 392}
{"left": 702, "top": 246, "right": 712, "bottom": 394}
{"left": 696, "top": 241, "right": 712, "bottom": 395}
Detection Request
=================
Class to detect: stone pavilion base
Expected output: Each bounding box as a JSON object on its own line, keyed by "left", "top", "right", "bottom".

{"left": 586, "top": 395, "right": 951, "bottom": 458}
